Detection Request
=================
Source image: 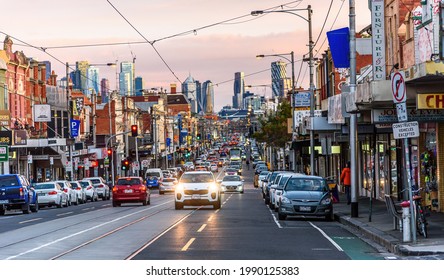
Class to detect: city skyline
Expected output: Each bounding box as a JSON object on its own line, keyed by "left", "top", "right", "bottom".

{"left": 0, "top": 0, "right": 371, "bottom": 111}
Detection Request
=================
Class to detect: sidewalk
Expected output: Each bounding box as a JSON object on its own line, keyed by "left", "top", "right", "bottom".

{"left": 334, "top": 194, "right": 444, "bottom": 256}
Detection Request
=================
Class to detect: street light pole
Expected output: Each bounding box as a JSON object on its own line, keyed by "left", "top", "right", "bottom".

{"left": 252, "top": 5, "right": 315, "bottom": 175}
{"left": 66, "top": 62, "right": 74, "bottom": 180}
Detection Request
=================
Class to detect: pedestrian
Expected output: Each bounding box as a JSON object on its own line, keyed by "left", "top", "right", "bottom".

{"left": 29, "top": 175, "right": 36, "bottom": 187}
{"left": 340, "top": 161, "right": 351, "bottom": 205}
{"left": 246, "top": 159, "right": 250, "bottom": 170}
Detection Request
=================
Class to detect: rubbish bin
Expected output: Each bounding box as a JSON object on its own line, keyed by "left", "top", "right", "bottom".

{"left": 327, "top": 179, "right": 339, "bottom": 203}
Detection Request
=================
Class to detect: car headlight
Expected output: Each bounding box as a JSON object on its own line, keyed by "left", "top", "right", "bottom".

{"left": 176, "top": 184, "right": 184, "bottom": 192}
{"left": 281, "top": 196, "right": 291, "bottom": 204}
{"left": 209, "top": 183, "right": 218, "bottom": 192}
{"left": 321, "top": 197, "right": 331, "bottom": 205}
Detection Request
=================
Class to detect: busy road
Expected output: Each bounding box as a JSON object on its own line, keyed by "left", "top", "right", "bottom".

{"left": 0, "top": 160, "right": 391, "bottom": 260}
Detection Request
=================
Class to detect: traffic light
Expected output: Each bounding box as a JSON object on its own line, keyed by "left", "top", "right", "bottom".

{"left": 197, "top": 133, "right": 201, "bottom": 140}
{"left": 121, "top": 159, "right": 130, "bottom": 170}
{"left": 131, "top": 125, "right": 138, "bottom": 137}
{"left": 107, "top": 148, "right": 113, "bottom": 159}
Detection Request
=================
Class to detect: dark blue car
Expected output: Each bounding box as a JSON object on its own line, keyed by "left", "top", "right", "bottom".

{"left": 145, "top": 176, "right": 160, "bottom": 189}
{"left": 0, "top": 174, "right": 39, "bottom": 215}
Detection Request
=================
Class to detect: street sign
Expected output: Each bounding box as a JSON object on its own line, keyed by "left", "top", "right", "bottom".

{"left": 0, "top": 145, "right": 8, "bottom": 162}
{"left": 27, "top": 155, "right": 33, "bottom": 164}
{"left": 391, "top": 71, "right": 406, "bottom": 104}
{"left": 396, "top": 102, "right": 408, "bottom": 122}
{"left": 392, "top": 121, "right": 419, "bottom": 139}
{"left": 70, "top": 119, "right": 81, "bottom": 137}
{"left": 49, "top": 157, "right": 54, "bottom": 165}
{"left": 166, "top": 137, "right": 171, "bottom": 147}
{"left": 141, "top": 159, "right": 149, "bottom": 168}
{"left": 132, "top": 161, "right": 140, "bottom": 171}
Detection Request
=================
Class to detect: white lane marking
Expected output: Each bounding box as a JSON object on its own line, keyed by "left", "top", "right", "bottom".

{"left": 268, "top": 206, "right": 283, "bottom": 229}
{"left": 0, "top": 216, "right": 14, "bottom": 220}
{"left": 57, "top": 211, "right": 73, "bottom": 217}
{"left": 181, "top": 238, "right": 196, "bottom": 251}
{"left": 215, "top": 209, "right": 220, "bottom": 214}
{"left": 208, "top": 215, "right": 213, "bottom": 221}
{"left": 19, "top": 218, "right": 42, "bottom": 224}
{"left": 82, "top": 208, "right": 91, "bottom": 211}
{"left": 101, "top": 204, "right": 110, "bottom": 207}
{"left": 197, "top": 224, "right": 207, "bottom": 232}
{"left": 308, "top": 222, "right": 344, "bottom": 252}
{"left": 5, "top": 199, "right": 173, "bottom": 260}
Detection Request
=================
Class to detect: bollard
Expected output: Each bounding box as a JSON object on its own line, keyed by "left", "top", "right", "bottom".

{"left": 400, "top": 201, "right": 411, "bottom": 242}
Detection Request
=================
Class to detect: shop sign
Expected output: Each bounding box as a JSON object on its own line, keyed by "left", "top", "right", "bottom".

{"left": 13, "top": 130, "right": 27, "bottom": 145}
{"left": 0, "top": 146, "right": 9, "bottom": 162}
{"left": 0, "top": 131, "right": 12, "bottom": 145}
{"left": 417, "top": 93, "right": 444, "bottom": 109}
{"left": 0, "top": 110, "right": 10, "bottom": 126}
{"left": 371, "top": 0, "right": 386, "bottom": 80}
{"left": 33, "top": 104, "right": 51, "bottom": 122}
{"left": 372, "top": 108, "right": 444, "bottom": 123}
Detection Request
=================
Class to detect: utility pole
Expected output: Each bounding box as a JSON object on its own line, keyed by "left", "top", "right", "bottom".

{"left": 66, "top": 62, "right": 74, "bottom": 180}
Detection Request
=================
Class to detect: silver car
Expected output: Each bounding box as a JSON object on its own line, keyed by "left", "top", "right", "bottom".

{"left": 278, "top": 174, "right": 333, "bottom": 221}
{"left": 159, "top": 178, "right": 178, "bottom": 194}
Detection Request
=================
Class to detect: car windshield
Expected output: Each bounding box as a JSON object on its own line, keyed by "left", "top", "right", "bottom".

{"left": 226, "top": 168, "right": 236, "bottom": 172}
{"left": 223, "top": 175, "right": 241, "bottom": 182}
{"left": 277, "top": 177, "right": 290, "bottom": 189}
{"left": 146, "top": 172, "right": 159, "bottom": 178}
{"left": 180, "top": 173, "right": 214, "bottom": 183}
{"left": 117, "top": 178, "right": 141, "bottom": 185}
{"left": 285, "top": 178, "right": 327, "bottom": 192}
{"left": 34, "top": 183, "right": 55, "bottom": 189}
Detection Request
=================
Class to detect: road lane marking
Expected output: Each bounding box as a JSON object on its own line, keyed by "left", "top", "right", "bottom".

{"left": 308, "top": 222, "right": 343, "bottom": 251}
{"left": 5, "top": 199, "right": 173, "bottom": 260}
{"left": 181, "top": 238, "right": 196, "bottom": 251}
{"left": 57, "top": 211, "right": 73, "bottom": 217}
{"left": 268, "top": 206, "right": 282, "bottom": 229}
{"left": 197, "top": 224, "right": 207, "bottom": 232}
{"left": 19, "top": 218, "right": 42, "bottom": 224}
{"left": 208, "top": 215, "right": 214, "bottom": 221}
{"left": 215, "top": 209, "right": 220, "bottom": 214}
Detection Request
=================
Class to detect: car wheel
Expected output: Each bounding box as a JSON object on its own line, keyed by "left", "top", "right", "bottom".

{"left": 67, "top": 196, "right": 71, "bottom": 206}
{"left": 142, "top": 198, "right": 148, "bottom": 206}
{"left": 175, "top": 202, "right": 183, "bottom": 210}
{"left": 264, "top": 197, "right": 270, "bottom": 205}
{"left": 213, "top": 198, "right": 221, "bottom": 210}
{"left": 57, "top": 197, "right": 62, "bottom": 208}
{"left": 159, "top": 191, "right": 164, "bottom": 195}
{"left": 31, "top": 201, "right": 39, "bottom": 213}
{"left": 22, "top": 202, "right": 31, "bottom": 214}
{"left": 112, "top": 201, "right": 119, "bottom": 207}
{"left": 325, "top": 210, "right": 334, "bottom": 221}
{"left": 278, "top": 211, "right": 287, "bottom": 220}
{"left": 74, "top": 197, "right": 79, "bottom": 205}
{"left": 64, "top": 197, "right": 69, "bottom": 207}
{"left": 270, "top": 203, "right": 275, "bottom": 210}
{"left": 0, "top": 207, "right": 5, "bottom": 216}
{"left": 240, "top": 190, "right": 244, "bottom": 194}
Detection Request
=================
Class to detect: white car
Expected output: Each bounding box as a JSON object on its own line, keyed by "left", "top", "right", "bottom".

{"left": 83, "top": 177, "right": 110, "bottom": 200}
{"left": 35, "top": 182, "right": 68, "bottom": 208}
{"left": 79, "top": 180, "right": 98, "bottom": 202}
{"left": 56, "top": 180, "right": 77, "bottom": 206}
{"left": 268, "top": 172, "right": 294, "bottom": 209}
{"left": 159, "top": 178, "right": 178, "bottom": 194}
{"left": 175, "top": 171, "right": 221, "bottom": 210}
{"left": 210, "top": 163, "right": 218, "bottom": 172}
{"left": 70, "top": 181, "right": 86, "bottom": 204}
{"left": 218, "top": 175, "right": 244, "bottom": 194}
{"left": 272, "top": 173, "right": 295, "bottom": 211}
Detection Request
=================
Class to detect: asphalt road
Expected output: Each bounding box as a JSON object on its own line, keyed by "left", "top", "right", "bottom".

{"left": 0, "top": 164, "right": 388, "bottom": 260}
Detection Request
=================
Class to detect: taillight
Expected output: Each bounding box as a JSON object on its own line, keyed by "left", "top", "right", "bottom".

{"left": 64, "top": 189, "right": 68, "bottom": 193}
{"left": 48, "top": 191, "right": 57, "bottom": 195}
{"left": 97, "top": 184, "right": 104, "bottom": 188}
{"left": 112, "top": 186, "right": 118, "bottom": 192}
{"left": 139, "top": 186, "right": 146, "bottom": 191}
{"left": 76, "top": 187, "right": 82, "bottom": 190}
{"left": 20, "top": 187, "right": 24, "bottom": 196}
{"left": 87, "top": 186, "right": 92, "bottom": 190}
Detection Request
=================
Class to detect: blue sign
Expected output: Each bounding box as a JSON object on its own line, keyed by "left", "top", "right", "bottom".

{"left": 207, "top": 133, "right": 211, "bottom": 140}
{"left": 293, "top": 91, "right": 311, "bottom": 107}
{"left": 326, "top": 27, "right": 350, "bottom": 68}
{"left": 70, "top": 119, "right": 81, "bottom": 137}
{"left": 168, "top": 154, "right": 172, "bottom": 160}
{"left": 166, "top": 137, "right": 171, "bottom": 147}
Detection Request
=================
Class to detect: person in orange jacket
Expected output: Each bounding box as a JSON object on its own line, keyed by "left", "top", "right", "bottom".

{"left": 340, "top": 161, "right": 351, "bottom": 205}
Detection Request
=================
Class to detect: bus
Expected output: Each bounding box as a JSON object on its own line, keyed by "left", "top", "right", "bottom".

{"left": 229, "top": 147, "right": 242, "bottom": 162}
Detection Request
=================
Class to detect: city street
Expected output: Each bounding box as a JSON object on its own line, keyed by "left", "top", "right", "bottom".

{"left": 0, "top": 164, "right": 390, "bottom": 260}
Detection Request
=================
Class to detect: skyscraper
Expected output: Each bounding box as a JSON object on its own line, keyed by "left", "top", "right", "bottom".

{"left": 233, "top": 72, "right": 244, "bottom": 109}
{"left": 70, "top": 61, "right": 89, "bottom": 94}
{"left": 135, "top": 76, "right": 143, "bottom": 96}
{"left": 202, "top": 80, "right": 214, "bottom": 114}
{"left": 119, "top": 61, "right": 134, "bottom": 96}
{"left": 87, "top": 66, "right": 100, "bottom": 98}
{"left": 271, "top": 61, "right": 287, "bottom": 97}
{"left": 182, "top": 74, "right": 197, "bottom": 113}
{"left": 101, "top": 78, "right": 110, "bottom": 103}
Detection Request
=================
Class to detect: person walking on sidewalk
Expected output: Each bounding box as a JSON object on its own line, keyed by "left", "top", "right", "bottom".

{"left": 340, "top": 161, "right": 351, "bottom": 205}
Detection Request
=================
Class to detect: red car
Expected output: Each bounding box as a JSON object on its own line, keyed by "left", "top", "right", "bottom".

{"left": 112, "top": 177, "right": 150, "bottom": 207}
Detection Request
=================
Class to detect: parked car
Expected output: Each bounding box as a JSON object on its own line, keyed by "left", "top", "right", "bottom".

{"left": 218, "top": 175, "right": 244, "bottom": 194}
{"left": 112, "top": 177, "right": 150, "bottom": 207}
{"left": 174, "top": 171, "right": 221, "bottom": 210}
{"left": 70, "top": 181, "right": 86, "bottom": 204}
{"left": 35, "top": 182, "right": 68, "bottom": 208}
{"left": 159, "top": 178, "right": 178, "bottom": 194}
{"left": 79, "top": 180, "right": 98, "bottom": 202}
{"left": 271, "top": 173, "right": 295, "bottom": 210}
{"left": 278, "top": 174, "right": 333, "bottom": 221}
{"left": 56, "top": 180, "right": 77, "bottom": 206}
{"left": 0, "top": 174, "right": 38, "bottom": 215}
{"left": 83, "top": 177, "right": 110, "bottom": 200}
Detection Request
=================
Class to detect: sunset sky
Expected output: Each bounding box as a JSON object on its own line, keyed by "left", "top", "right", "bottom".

{"left": 1, "top": 0, "right": 372, "bottom": 111}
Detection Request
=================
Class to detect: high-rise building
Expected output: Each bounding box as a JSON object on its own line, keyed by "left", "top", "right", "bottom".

{"left": 87, "top": 66, "right": 100, "bottom": 98}
{"left": 42, "top": 61, "right": 51, "bottom": 81}
{"left": 70, "top": 61, "right": 89, "bottom": 94}
{"left": 119, "top": 61, "right": 134, "bottom": 96}
{"left": 182, "top": 74, "right": 198, "bottom": 113}
{"left": 135, "top": 76, "right": 143, "bottom": 96}
{"left": 271, "top": 61, "right": 287, "bottom": 97}
{"left": 233, "top": 72, "right": 244, "bottom": 109}
{"left": 101, "top": 78, "right": 110, "bottom": 103}
{"left": 202, "top": 80, "right": 214, "bottom": 114}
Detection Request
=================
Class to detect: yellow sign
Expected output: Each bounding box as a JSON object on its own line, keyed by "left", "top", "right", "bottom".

{"left": 417, "top": 93, "right": 444, "bottom": 109}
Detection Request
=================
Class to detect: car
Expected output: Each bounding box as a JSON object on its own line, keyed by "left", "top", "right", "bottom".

{"left": 159, "top": 178, "right": 179, "bottom": 194}
{"left": 255, "top": 165, "right": 268, "bottom": 175}
{"left": 258, "top": 171, "right": 270, "bottom": 190}
{"left": 210, "top": 163, "right": 218, "bottom": 172}
{"left": 271, "top": 173, "right": 295, "bottom": 210}
{"left": 218, "top": 175, "right": 244, "bottom": 194}
{"left": 79, "top": 180, "right": 98, "bottom": 202}
{"left": 174, "top": 171, "right": 221, "bottom": 210}
{"left": 83, "top": 177, "right": 111, "bottom": 200}
{"left": 35, "top": 182, "right": 68, "bottom": 208}
{"left": 70, "top": 181, "right": 87, "bottom": 204}
{"left": 278, "top": 174, "right": 334, "bottom": 221}
{"left": 264, "top": 171, "right": 293, "bottom": 204}
{"left": 224, "top": 167, "right": 238, "bottom": 176}
{"left": 112, "top": 177, "right": 150, "bottom": 207}
{"left": 195, "top": 165, "right": 207, "bottom": 171}
{"left": 56, "top": 180, "right": 77, "bottom": 206}
{"left": 183, "top": 162, "right": 195, "bottom": 171}
{"left": 162, "top": 170, "right": 172, "bottom": 178}
{"left": 167, "top": 168, "right": 178, "bottom": 178}
{"left": 0, "top": 174, "right": 38, "bottom": 215}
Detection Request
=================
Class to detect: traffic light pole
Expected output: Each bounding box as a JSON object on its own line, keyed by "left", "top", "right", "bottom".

{"left": 106, "top": 130, "right": 131, "bottom": 185}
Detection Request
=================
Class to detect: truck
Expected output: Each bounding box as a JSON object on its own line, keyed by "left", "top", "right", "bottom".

{"left": 0, "top": 174, "right": 38, "bottom": 215}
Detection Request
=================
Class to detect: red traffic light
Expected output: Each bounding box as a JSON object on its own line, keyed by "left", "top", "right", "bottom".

{"left": 107, "top": 148, "right": 112, "bottom": 156}
{"left": 131, "top": 125, "right": 138, "bottom": 137}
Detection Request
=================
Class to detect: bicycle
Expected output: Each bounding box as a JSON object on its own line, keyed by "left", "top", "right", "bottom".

{"left": 412, "top": 188, "right": 428, "bottom": 238}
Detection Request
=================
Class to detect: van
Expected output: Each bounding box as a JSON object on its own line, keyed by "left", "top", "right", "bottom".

{"left": 144, "top": 168, "right": 164, "bottom": 189}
